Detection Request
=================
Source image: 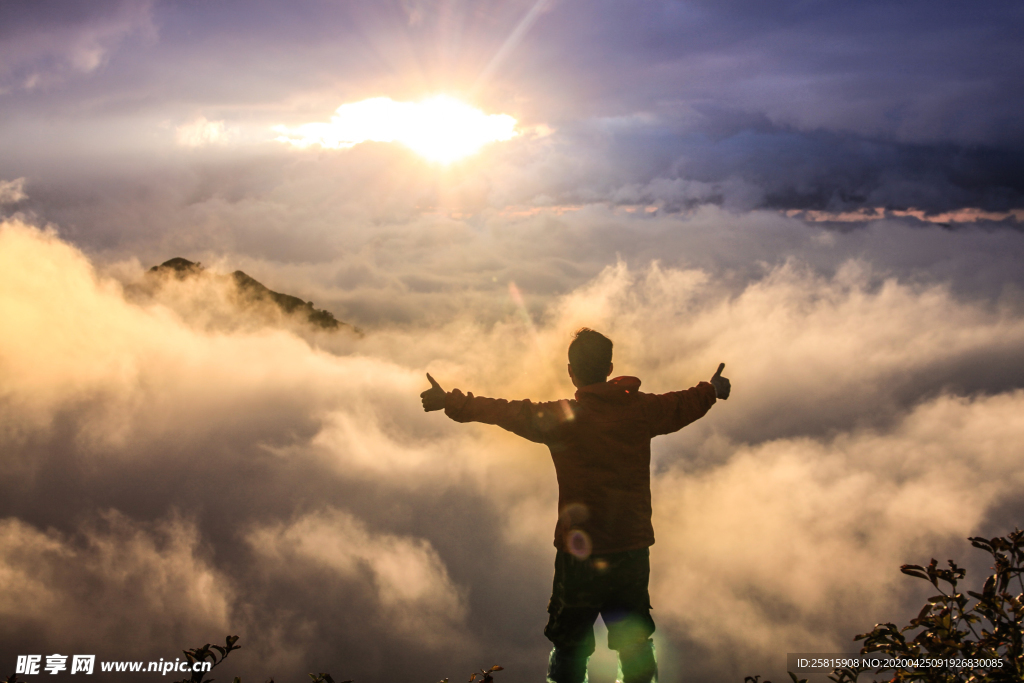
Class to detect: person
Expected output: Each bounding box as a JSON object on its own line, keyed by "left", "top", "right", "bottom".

{"left": 420, "top": 328, "right": 730, "bottom": 683}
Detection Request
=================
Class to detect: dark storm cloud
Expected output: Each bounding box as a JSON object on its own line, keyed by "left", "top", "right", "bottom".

{"left": 2, "top": 0, "right": 1022, "bottom": 215}
{"left": 15, "top": 0, "right": 1021, "bottom": 145}
{"left": 0, "top": 0, "right": 154, "bottom": 91}
{"left": 0, "top": 0, "right": 543, "bottom": 121}
{"left": 590, "top": 122, "right": 1024, "bottom": 213}
{"left": 522, "top": 0, "right": 1024, "bottom": 213}
{"left": 525, "top": 0, "right": 1024, "bottom": 143}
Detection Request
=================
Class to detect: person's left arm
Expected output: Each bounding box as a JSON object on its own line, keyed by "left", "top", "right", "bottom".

{"left": 638, "top": 363, "right": 730, "bottom": 436}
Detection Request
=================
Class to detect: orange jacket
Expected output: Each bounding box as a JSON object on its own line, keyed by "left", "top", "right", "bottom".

{"left": 444, "top": 376, "right": 717, "bottom": 555}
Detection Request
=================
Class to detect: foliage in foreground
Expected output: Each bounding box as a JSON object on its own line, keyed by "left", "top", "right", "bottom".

{"left": 748, "top": 529, "right": 1024, "bottom": 683}
{"left": 2, "top": 633, "right": 501, "bottom": 683}
{"left": 170, "top": 634, "right": 501, "bottom": 683}
{"left": 21, "top": 532, "right": 1022, "bottom": 683}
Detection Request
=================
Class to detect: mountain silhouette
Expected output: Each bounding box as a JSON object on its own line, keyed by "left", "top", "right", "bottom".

{"left": 147, "top": 258, "right": 355, "bottom": 332}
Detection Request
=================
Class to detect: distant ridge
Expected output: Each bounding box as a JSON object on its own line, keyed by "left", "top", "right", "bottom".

{"left": 148, "top": 258, "right": 353, "bottom": 332}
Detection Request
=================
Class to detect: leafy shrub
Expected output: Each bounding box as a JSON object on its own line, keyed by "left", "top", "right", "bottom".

{"left": 749, "top": 529, "right": 1024, "bottom": 683}
{"left": 3, "top": 633, "right": 500, "bottom": 683}
{"left": 171, "top": 634, "right": 498, "bottom": 683}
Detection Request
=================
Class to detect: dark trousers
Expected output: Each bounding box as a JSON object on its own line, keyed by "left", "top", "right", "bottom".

{"left": 544, "top": 548, "right": 657, "bottom": 683}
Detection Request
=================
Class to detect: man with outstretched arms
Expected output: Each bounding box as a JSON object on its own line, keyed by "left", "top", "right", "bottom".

{"left": 421, "top": 328, "right": 730, "bottom": 683}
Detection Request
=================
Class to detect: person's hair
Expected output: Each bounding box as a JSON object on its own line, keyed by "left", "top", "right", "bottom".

{"left": 568, "top": 328, "right": 613, "bottom": 386}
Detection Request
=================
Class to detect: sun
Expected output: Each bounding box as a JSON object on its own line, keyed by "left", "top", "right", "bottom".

{"left": 273, "top": 95, "right": 518, "bottom": 163}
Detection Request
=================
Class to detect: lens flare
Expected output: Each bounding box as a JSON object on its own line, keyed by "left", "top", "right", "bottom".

{"left": 273, "top": 95, "right": 518, "bottom": 163}
{"left": 508, "top": 281, "right": 544, "bottom": 352}
{"left": 567, "top": 530, "right": 592, "bottom": 559}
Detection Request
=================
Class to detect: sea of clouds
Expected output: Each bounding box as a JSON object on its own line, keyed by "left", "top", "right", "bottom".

{"left": 3, "top": 200, "right": 1024, "bottom": 681}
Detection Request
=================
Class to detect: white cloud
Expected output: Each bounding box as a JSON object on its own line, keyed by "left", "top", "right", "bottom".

{"left": 274, "top": 96, "right": 518, "bottom": 163}
{"left": 175, "top": 117, "right": 230, "bottom": 148}
{"left": 651, "top": 389, "right": 1024, "bottom": 673}
{"left": 0, "top": 512, "right": 232, "bottom": 657}
{"left": 0, "top": 177, "right": 26, "bottom": 204}
{"left": 248, "top": 508, "right": 469, "bottom": 646}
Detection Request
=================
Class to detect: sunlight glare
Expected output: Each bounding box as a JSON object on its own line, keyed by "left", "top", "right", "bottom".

{"left": 273, "top": 95, "right": 518, "bottom": 163}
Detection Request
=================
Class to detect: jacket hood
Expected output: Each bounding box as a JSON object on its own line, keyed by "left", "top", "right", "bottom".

{"left": 575, "top": 376, "right": 641, "bottom": 403}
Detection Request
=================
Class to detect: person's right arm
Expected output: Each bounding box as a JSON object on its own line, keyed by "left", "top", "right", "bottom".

{"left": 709, "top": 363, "right": 731, "bottom": 400}
{"left": 421, "top": 373, "right": 558, "bottom": 444}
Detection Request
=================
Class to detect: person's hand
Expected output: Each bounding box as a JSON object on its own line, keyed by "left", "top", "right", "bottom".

{"left": 710, "top": 363, "right": 730, "bottom": 400}
{"left": 420, "top": 373, "right": 447, "bottom": 412}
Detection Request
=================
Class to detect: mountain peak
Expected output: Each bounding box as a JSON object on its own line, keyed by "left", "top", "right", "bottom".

{"left": 147, "top": 258, "right": 354, "bottom": 333}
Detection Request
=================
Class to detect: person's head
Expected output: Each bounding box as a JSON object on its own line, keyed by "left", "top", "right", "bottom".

{"left": 567, "top": 328, "right": 613, "bottom": 388}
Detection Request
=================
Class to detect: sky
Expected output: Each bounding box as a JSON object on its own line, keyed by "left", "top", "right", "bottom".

{"left": 1, "top": 1, "right": 1024, "bottom": 682}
